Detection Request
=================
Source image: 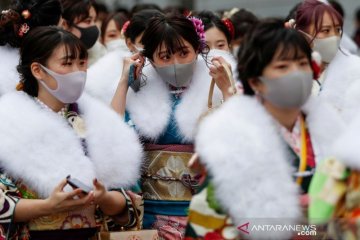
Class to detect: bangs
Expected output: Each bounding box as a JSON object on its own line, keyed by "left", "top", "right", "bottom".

{"left": 157, "top": 27, "right": 187, "bottom": 56}
{"left": 313, "top": 7, "right": 343, "bottom": 34}
{"left": 272, "top": 31, "right": 311, "bottom": 61}
{"left": 61, "top": 33, "right": 88, "bottom": 62}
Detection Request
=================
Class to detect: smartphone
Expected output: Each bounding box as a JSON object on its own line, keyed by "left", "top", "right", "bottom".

{"left": 128, "top": 64, "right": 141, "bottom": 92}
{"left": 66, "top": 175, "right": 92, "bottom": 194}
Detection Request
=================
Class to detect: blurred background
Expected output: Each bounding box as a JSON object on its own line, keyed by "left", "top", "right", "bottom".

{"left": 1, "top": 0, "right": 359, "bottom": 34}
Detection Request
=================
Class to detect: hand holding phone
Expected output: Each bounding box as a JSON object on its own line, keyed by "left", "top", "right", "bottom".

{"left": 66, "top": 175, "right": 92, "bottom": 194}
{"left": 128, "top": 64, "right": 141, "bottom": 92}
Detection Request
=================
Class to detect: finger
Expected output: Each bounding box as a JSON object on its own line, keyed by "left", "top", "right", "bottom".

{"left": 55, "top": 179, "right": 68, "bottom": 192}
{"left": 93, "top": 178, "right": 105, "bottom": 190}
{"left": 65, "top": 188, "right": 84, "bottom": 199}
{"left": 130, "top": 52, "right": 140, "bottom": 61}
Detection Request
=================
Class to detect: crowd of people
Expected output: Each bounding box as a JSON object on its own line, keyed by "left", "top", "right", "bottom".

{"left": 1, "top": 0, "right": 360, "bottom": 239}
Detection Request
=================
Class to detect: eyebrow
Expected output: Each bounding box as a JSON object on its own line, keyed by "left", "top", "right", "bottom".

{"left": 321, "top": 24, "right": 341, "bottom": 28}
{"left": 158, "top": 46, "right": 189, "bottom": 55}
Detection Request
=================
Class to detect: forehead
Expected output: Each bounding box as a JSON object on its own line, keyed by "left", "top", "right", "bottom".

{"left": 106, "top": 20, "right": 118, "bottom": 31}
{"left": 205, "top": 27, "right": 227, "bottom": 40}
{"left": 321, "top": 11, "right": 340, "bottom": 26}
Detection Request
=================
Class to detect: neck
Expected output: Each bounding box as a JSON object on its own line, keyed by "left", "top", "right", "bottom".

{"left": 263, "top": 101, "right": 301, "bottom": 131}
{"left": 37, "top": 86, "right": 65, "bottom": 112}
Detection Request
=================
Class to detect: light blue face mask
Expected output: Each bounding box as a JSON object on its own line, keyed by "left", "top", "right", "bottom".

{"left": 259, "top": 70, "right": 313, "bottom": 109}
{"left": 153, "top": 59, "right": 197, "bottom": 88}
{"left": 39, "top": 65, "right": 87, "bottom": 103}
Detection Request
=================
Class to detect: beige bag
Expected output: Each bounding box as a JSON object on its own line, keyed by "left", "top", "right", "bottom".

{"left": 98, "top": 191, "right": 159, "bottom": 240}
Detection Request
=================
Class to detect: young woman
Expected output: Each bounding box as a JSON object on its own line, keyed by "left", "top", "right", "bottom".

{"left": 0, "top": 0, "right": 62, "bottom": 96}
{"left": 111, "top": 14, "right": 237, "bottom": 239}
{"left": 186, "top": 19, "right": 343, "bottom": 239}
{"left": 60, "top": 0, "right": 105, "bottom": 65}
{"left": 100, "top": 12, "right": 128, "bottom": 51}
{"left": 0, "top": 26, "right": 143, "bottom": 240}
{"left": 229, "top": 8, "right": 258, "bottom": 57}
{"left": 196, "top": 11, "right": 233, "bottom": 52}
{"left": 294, "top": 0, "right": 360, "bottom": 116}
{"left": 85, "top": 9, "right": 163, "bottom": 104}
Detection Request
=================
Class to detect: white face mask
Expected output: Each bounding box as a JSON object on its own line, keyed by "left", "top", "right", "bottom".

{"left": 106, "top": 38, "right": 128, "bottom": 52}
{"left": 232, "top": 45, "right": 241, "bottom": 58}
{"left": 39, "top": 65, "right": 87, "bottom": 103}
{"left": 313, "top": 36, "right": 340, "bottom": 64}
{"left": 299, "top": 30, "right": 340, "bottom": 64}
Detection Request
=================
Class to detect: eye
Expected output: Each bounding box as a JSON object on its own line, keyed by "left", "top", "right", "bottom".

{"left": 275, "top": 64, "right": 288, "bottom": 70}
{"left": 179, "top": 51, "right": 189, "bottom": 57}
{"left": 160, "top": 54, "right": 171, "bottom": 61}
{"left": 62, "top": 62, "right": 72, "bottom": 66}
{"left": 321, "top": 29, "right": 330, "bottom": 33}
{"left": 300, "top": 60, "right": 310, "bottom": 66}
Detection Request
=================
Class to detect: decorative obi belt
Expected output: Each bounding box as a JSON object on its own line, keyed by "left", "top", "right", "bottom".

{"left": 141, "top": 144, "right": 200, "bottom": 201}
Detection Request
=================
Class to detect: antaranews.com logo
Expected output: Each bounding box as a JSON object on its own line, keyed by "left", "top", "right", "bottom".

{"left": 238, "top": 221, "right": 317, "bottom": 237}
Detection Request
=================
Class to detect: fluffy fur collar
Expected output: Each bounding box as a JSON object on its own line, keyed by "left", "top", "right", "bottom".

{"left": 0, "top": 45, "right": 19, "bottom": 96}
{"left": 333, "top": 111, "right": 360, "bottom": 170}
{"left": 321, "top": 49, "right": 360, "bottom": 112}
{"left": 195, "top": 95, "right": 343, "bottom": 239}
{"left": 126, "top": 50, "right": 237, "bottom": 143}
{"left": 0, "top": 92, "right": 143, "bottom": 198}
{"left": 86, "top": 48, "right": 131, "bottom": 104}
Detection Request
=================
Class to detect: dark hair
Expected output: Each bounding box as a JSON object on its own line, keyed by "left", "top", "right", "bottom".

{"left": 328, "top": 0, "right": 344, "bottom": 18}
{"left": 130, "top": 3, "right": 162, "bottom": 17}
{"left": 295, "top": 0, "right": 343, "bottom": 42}
{"left": 60, "top": 0, "right": 94, "bottom": 26}
{"left": 230, "top": 9, "right": 258, "bottom": 41}
{"left": 101, "top": 12, "right": 128, "bottom": 43}
{"left": 124, "top": 9, "right": 163, "bottom": 43}
{"left": 17, "top": 26, "right": 88, "bottom": 97}
{"left": 196, "top": 11, "right": 232, "bottom": 44}
{"left": 141, "top": 14, "right": 205, "bottom": 61}
{"left": 238, "top": 18, "right": 312, "bottom": 96}
{"left": 356, "top": 8, "right": 360, "bottom": 23}
{"left": 0, "top": 0, "right": 62, "bottom": 48}
{"left": 285, "top": 3, "right": 302, "bottom": 22}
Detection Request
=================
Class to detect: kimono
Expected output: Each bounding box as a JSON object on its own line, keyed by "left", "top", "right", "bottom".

{"left": 0, "top": 91, "right": 143, "bottom": 239}
{"left": 124, "top": 49, "right": 237, "bottom": 239}
{"left": 308, "top": 109, "right": 360, "bottom": 239}
{"left": 186, "top": 95, "right": 343, "bottom": 239}
{"left": 0, "top": 45, "right": 19, "bottom": 96}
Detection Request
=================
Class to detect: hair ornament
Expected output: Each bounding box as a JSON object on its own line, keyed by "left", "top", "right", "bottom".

{"left": 18, "top": 23, "right": 30, "bottom": 37}
{"left": 188, "top": 16, "right": 206, "bottom": 49}
{"left": 21, "top": 9, "right": 31, "bottom": 20}
{"left": 222, "top": 18, "right": 235, "bottom": 40}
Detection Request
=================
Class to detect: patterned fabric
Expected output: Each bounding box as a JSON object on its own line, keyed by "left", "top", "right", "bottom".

{"left": 185, "top": 177, "right": 240, "bottom": 240}
{"left": 125, "top": 92, "right": 198, "bottom": 239}
{"left": 278, "top": 115, "right": 302, "bottom": 155}
{"left": 278, "top": 115, "right": 316, "bottom": 193}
